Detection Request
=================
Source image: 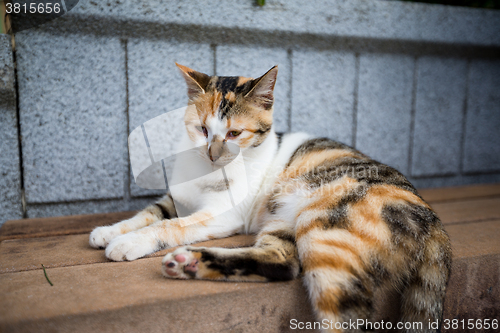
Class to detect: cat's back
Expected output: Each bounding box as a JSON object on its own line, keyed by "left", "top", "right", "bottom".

{"left": 256, "top": 136, "right": 451, "bottom": 329}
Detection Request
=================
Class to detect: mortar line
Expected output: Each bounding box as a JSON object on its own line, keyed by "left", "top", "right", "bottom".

{"left": 287, "top": 48, "right": 293, "bottom": 132}
{"left": 351, "top": 53, "right": 360, "bottom": 148}
{"left": 212, "top": 44, "right": 217, "bottom": 75}
{"left": 407, "top": 56, "right": 419, "bottom": 177}
{"left": 11, "top": 35, "right": 27, "bottom": 218}
{"left": 26, "top": 195, "right": 163, "bottom": 207}
{"left": 122, "top": 38, "right": 132, "bottom": 207}
{"left": 458, "top": 59, "right": 471, "bottom": 175}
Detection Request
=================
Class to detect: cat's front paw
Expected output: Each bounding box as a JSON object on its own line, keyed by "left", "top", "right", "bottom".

{"left": 89, "top": 225, "right": 122, "bottom": 248}
{"left": 162, "top": 247, "right": 201, "bottom": 279}
{"left": 105, "top": 232, "right": 157, "bottom": 261}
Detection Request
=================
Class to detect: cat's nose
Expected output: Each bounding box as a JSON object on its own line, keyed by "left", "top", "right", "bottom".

{"left": 208, "top": 138, "right": 224, "bottom": 162}
{"left": 208, "top": 149, "right": 220, "bottom": 162}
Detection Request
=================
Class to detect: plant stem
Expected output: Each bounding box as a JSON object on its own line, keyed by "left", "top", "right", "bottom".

{"left": 42, "top": 264, "right": 54, "bottom": 286}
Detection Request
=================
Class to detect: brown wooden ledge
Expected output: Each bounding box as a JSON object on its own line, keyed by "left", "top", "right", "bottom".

{"left": 1, "top": 183, "right": 499, "bottom": 333}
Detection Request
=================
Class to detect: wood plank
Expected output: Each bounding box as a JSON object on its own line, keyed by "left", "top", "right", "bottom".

{"left": 443, "top": 253, "right": 500, "bottom": 333}
{"left": 0, "top": 233, "right": 497, "bottom": 333}
{"left": 419, "top": 183, "right": 500, "bottom": 203}
{"left": 0, "top": 258, "right": 311, "bottom": 332}
{"left": 432, "top": 197, "right": 500, "bottom": 225}
{"left": 0, "top": 234, "right": 255, "bottom": 274}
{"left": 0, "top": 211, "right": 137, "bottom": 241}
{"left": 444, "top": 220, "right": 500, "bottom": 259}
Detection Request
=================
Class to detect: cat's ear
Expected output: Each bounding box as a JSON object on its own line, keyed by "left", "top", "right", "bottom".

{"left": 176, "top": 63, "right": 211, "bottom": 101}
{"left": 245, "top": 65, "right": 278, "bottom": 110}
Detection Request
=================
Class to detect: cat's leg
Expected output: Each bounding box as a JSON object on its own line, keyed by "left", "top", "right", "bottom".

{"left": 89, "top": 193, "right": 177, "bottom": 248}
{"left": 105, "top": 209, "right": 241, "bottom": 261}
{"left": 161, "top": 222, "right": 300, "bottom": 282}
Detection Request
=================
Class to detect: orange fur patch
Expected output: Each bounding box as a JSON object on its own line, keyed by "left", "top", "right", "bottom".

{"left": 281, "top": 150, "right": 358, "bottom": 180}
{"left": 237, "top": 133, "right": 254, "bottom": 147}
{"left": 302, "top": 248, "right": 361, "bottom": 275}
{"left": 317, "top": 287, "right": 342, "bottom": 314}
{"left": 368, "top": 184, "right": 429, "bottom": 208}
{"left": 296, "top": 216, "right": 327, "bottom": 240}
{"left": 237, "top": 77, "right": 252, "bottom": 86}
{"left": 194, "top": 90, "right": 222, "bottom": 118}
{"left": 225, "top": 91, "right": 236, "bottom": 103}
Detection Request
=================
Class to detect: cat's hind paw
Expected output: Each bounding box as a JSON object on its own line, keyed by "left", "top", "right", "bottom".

{"left": 162, "top": 247, "right": 200, "bottom": 279}
{"left": 89, "top": 226, "right": 122, "bottom": 248}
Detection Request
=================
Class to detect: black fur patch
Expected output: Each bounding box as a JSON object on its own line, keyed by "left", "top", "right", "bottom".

{"left": 266, "top": 230, "right": 296, "bottom": 245}
{"left": 154, "top": 203, "right": 171, "bottom": 219}
{"left": 367, "top": 256, "right": 390, "bottom": 287}
{"left": 276, "top": 132, "right": 284, "bottom": 148}
{"left": 215, "top": 76, "right": 239, "bottom": 95}
{"left": 337, "top": 277, "right": 374, "bottom": 315}
{"left": 325, "top": 186, "right": 367, "bottom": 230}
{"left": 266, "top": 187, "right": 283, "bottom": 214}
{"left": 218, "top": 97, "right": 234, "bottom": 119}
{"left": 287, "top": 138, "right": 358, "bottom": 168}
{"left": 200, "top": 251, "right": 297, "bottom": 281}
{"left": 255, "top": 121, "right": 272, "bottom": 135}
{"left": 212, "top": 76, "right": 258, "bottom": 119}
{"left": 382, "top": 203, "right": 438, "bottom": 238}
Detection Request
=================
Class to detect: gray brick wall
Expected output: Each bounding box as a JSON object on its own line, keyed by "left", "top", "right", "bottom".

{"left": 411, "top": 56, "right": 468, "bottom": 177}
{"left": 356, "top": 53, "right": 414, "bottom": 174}
{"left": 0, "top": 35, "right": 23, "bottom": 223}
{"left": 291, "top": 49, "right": 356, "bottom": 145}
{"left": 1, "top": 0, "right": 499, "bottom": 225}
{"left": 16, "top": 32, "right": 128, "bottom": 204}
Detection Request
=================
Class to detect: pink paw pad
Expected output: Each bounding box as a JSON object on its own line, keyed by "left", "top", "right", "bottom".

{"left": 161, "top": 247, "right": 199, "bottom": 279}
{"left": 174, "top": 254, "right": 186, "bottom": 263}
{"left": 184, "top": 259, "right": 199, "bottom": 273}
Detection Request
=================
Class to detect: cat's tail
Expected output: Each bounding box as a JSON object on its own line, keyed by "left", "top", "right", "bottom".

{"left": 400, "top": 225, "right": 452, "bottom": 333}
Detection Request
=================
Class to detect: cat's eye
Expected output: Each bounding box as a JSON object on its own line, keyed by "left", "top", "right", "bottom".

{"left": 226, "top": 130, "right": 242, "bottom": 139}
{"left": 196, "top": 125, "right": 208, "bottom": 137}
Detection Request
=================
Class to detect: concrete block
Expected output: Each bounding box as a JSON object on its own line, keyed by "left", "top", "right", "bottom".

{"left": 291, "top": 49, "right": 355, "bottom": 145}
{"left": 463, "top": 59, "right": 500, "bottom": 173}
{"left": 216, "top": 45, "right": 290, "bottom": 133}
{"left": 127, "top": 39, "right": 213, "bottom": 197}
{"left": 15, "top": 32, "right": 127, "bottom": 203}
{"left": 356, "top": 53, "right": 414, "bottom": 174}
{"left": 69, "top": 0, "right": 500, "bottom": 48}
{"left": 26, "top": 197, "right": 160, "bottom": 219}
{"left": 0, "top": 35, "right": 15, "bottom": 94}
{"left": 0, "top": 35, "right": 23, "bottom": 226}
{"left": 411, "top": 56, "right": 467, "bottom": 177}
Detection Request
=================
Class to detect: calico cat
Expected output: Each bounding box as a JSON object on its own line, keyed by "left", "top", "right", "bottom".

{"left": 90, "top": 64, "right": 451, "bottom": 332}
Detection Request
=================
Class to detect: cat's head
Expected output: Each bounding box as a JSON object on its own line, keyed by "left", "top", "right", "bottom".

{"left": 177, "top": 63, "right": 278, "bottom": 165}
